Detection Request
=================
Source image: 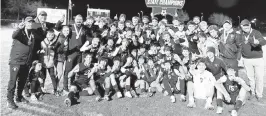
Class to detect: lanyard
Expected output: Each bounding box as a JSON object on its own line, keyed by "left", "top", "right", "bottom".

{"left": 74, "top": 24, "right": 83, "bottom": 39}
{"left": 223, "top": 31, "right": 230, "bottom": 43}
{"left": 244, "top": 28, "right": 253, "bottom": 43}
{"left": 25, "top": 29, "right": 32, "bottom": 45}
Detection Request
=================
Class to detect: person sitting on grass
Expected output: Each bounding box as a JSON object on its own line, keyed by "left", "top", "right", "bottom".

{"left": 25, "top": 60, "right": 46, "bottom": 101}
{"left": 187, "top": 59, "right": 216, "bottom": 109}
{"left": 215, "top": 68, "right": 251, "bottom": 116}
{"left": 64, "top": 54, "right": 95, "bottom": 107}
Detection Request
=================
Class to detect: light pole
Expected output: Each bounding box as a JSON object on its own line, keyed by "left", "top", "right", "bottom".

{"left": 201, "top": 12, "right": 204, "bottom": 21}
{"left": 237, "top": 16, "right": 240, "bottom": 25}
{"left": 140, "top": 11, "right": 143, "bottom": 18}
{"left": 251, "top": 18, "right": 257, "bottom": 27}
{"left": 138, "top": 13, "right": 140, "bottom": 18}
{"left": 70, "top": 4, "right": 74, "bottom": 23}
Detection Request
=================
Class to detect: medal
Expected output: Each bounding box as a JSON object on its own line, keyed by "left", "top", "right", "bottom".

{"left": 74, "top": 24, "right": 83, "bottom": 39}
{"left": 244, "top": 29, "right": 253, "bottom": 44}
{"left": 25, "top": 29, "right": 32, "bottom": 45}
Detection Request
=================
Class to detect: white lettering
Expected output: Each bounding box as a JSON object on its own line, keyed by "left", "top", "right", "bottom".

{"left": 148, "top": 0, "right": 160, "bottom": 5}
{"left": 158, "top": 0, "right": 184, "bottom": 6}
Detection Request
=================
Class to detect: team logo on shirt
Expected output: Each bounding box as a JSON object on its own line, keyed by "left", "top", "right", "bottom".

{"left": 68, "top": 58, "right": 72, "bottom": 62}
{"left": 13, "top": 66, "right": 18, "bottom": 72}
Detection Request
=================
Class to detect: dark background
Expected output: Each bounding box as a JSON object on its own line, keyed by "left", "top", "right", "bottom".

{"left": 39, "top": 0, "right": 266, "bottom": 21}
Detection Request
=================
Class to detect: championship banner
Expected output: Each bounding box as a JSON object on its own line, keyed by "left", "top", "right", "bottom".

{"left": 37, "top": 8, "right": 67, "bottom": 25}
{"left": 87, "top": 8, "right": 110, "bottom": 18}
{"left": 145, "top": 0, "right": 185, "bottom": 16}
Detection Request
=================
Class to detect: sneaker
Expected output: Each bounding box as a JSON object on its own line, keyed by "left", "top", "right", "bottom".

{"left": 148, "top": 92, "right": 154, "bottom": 97}
{"left": 15, "top": 96, "right": 29, "bottom": 104}
{"left": 64, "top": 98, "right": 72, "bottom": 107}
{"left": 62, "top": 90, "right": 69, "bottom": 96}
{"left": 95, "top": 96, "right": 102, "bottom": 102}
{"left": 125, "top": 91, "right": 133, "bottom": 98}
{"left": 231, "top": 110, "right": 238, "bottom": 116}
{"left": 216, "top": 106, "right": 223, "bottom": 114}
{"left": 103, "top": 95, "right": 110, "bottom": 101}
{"left": 187, "top": 98, "right": 196, "bottom": 108}
{"left": 117, "top": 92, "right": 123, "bottom": 98}
{"left": 170, "top": 95, "right": 176, "bottom": 103}
{"left": 7, "top": 100, "right": 18, "bottom": 110}
{"left": 54, "top": 91, "right": 60, "bottom": 97}
{"left": 38, "top": 94, "right": 44, "bottom": 101}
{"left": 131, "top": 90, "right": 139, "bottom": 98}
{"left": 180, "top": 95, "right": 186, "bottom": 102}
{"left": 30, "top": 95, "right": 38, "bottom": 101}
{"left": 25, "top": 93, "right": 31, "bottom": 97}
{"left": 204, "top": 102, "right": 214, "bottom": 110}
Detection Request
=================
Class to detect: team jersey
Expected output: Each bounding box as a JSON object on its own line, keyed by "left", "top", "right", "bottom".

{"left": 191, "top": 70, "right": 215, "bottom": 99}
{"left": 224, "top": 76, "right": 241, "bottom": 95}
{"left": 77, "top": 63, "right": 93, "bottom": 76}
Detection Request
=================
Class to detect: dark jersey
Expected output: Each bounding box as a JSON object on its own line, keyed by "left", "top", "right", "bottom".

{"left": 77, "top": 63, "right": 93, "bottom": 76}
{"left": 224, "top": 77, "right": 241, "bottom": 95}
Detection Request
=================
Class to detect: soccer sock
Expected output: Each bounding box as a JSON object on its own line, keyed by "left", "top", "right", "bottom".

{"left": 141, "top": 88, "right": 146, "bottom": 93}
{"left": 105, "top": 88, "right": 110, "bottom": 95}
{"left": 234, "top": 100, "right": 243, "bottom": 111}
{"left": 217, "top": 99, "right": 223, "bottom": 107}
{"left": 113, "top": 85, "right": 119, "bottom": 92}
{"left": 125, "top": 85, "right": 131, "bottom": 91}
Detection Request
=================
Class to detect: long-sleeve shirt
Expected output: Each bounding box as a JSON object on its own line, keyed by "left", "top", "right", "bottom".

{"left": 204, "top": 57, "right": 227, "bottom": 80}
{"left": 219, "top": 29, "right": 242, "bottom": 60}
{"left": 240, "top": 29, "right": 266, "bottom": 59}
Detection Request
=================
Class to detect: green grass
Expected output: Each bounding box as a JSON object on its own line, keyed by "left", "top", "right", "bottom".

{"left": 1, "top": 28, "right": 266, "bottom": 116}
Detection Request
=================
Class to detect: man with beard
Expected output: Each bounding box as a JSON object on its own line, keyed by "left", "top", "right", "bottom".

{"left": 240, "top": 19, "right": 266, "bottom": 101}
{"left": 63, "top": 14, "right": 89, "bottom": 93}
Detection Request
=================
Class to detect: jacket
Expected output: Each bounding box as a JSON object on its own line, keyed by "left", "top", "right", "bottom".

{"left": 9, "top": 28, "right": 39, "bottom": 65}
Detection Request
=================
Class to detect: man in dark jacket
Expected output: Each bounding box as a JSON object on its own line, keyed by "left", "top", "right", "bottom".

{"left": 7, "top": 16, "right": 40, "bottom": 109}
{"left": 34, "top": 11, "right": 64, "bottom": 60}
{"left": 219, "top": 20, "right": 242, "bottom": 75}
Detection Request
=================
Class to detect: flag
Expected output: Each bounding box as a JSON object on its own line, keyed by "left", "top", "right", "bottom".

{"left": 68, "top": 0, "right": 72, "bottom": 10}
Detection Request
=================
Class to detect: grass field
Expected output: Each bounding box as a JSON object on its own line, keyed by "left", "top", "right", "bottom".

{"left": 1, "top": 27, "right": 266, "bottom": 116}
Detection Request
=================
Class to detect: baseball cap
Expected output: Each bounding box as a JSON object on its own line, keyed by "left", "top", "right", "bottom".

{"left": 223, "top": 20, "right": 232, "bottom": 25}
{"left": 39, "top": 11, "right": 47, "bottom": 16}
{"left": 207, "top": 47, "right": 216, "bottom": 55}
{"left": 25, "top": 16, "right": 34, "bottom": 22}
{"left": 240, "top": 19, "right": 251, "bottom": 26}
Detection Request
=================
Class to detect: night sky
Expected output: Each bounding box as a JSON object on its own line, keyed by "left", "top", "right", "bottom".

{"left": 4, "top": 0, "right": 266, "bottom": 21}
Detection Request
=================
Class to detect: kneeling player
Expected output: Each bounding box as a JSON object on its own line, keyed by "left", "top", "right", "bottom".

{"left": 187, "top": 59, "right": 216, "bottom": 109}
{"left": 215, "top": 68, "right": 251, "bottom": 116}
{"left": 64, "top": 54, "right": 94, "bottom": 107}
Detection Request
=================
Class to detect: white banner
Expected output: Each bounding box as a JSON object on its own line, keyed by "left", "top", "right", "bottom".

{"left": 37, "top": 8, "right": 67, "bottom": 25}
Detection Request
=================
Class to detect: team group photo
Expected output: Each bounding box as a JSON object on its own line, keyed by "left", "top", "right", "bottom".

{"left": 1, "top": 0, "right": 266, "bottom": 116}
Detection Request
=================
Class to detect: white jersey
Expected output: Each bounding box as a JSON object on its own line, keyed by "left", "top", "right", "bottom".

{"left": 192, "top": 70, "right": 215, "bottom": 99}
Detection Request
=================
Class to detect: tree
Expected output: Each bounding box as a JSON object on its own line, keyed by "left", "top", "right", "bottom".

{"left": 5, "top": 0, "right": 27, "bottom": 20}
{"left": 25, "top": 1, "right": 48, "bottom": 16}
{"left": 208, "top": 13, "right": 232, "bottom": 27}
{"left": 176, "top": 9, "right": 189, "bottom": 23}
{"left": 5, "top": 0, "right": 48, "bottom": 20}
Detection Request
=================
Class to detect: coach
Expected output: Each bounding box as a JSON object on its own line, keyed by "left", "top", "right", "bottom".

{"left": 7, "top": 17, "right": 40, "bottom": 109}
{"left": 240, "top": 19, "right": 266, "bottom": 101}
{"left": 218, "top": 20, "right": 242, "bottom": 75}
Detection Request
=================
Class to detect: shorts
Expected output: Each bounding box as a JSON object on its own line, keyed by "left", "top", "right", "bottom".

{"left": 73, "top": 75, "right": 90, "bottom": 91}
{"left": 224, "top": 93, "right": 239, "bottom": 104}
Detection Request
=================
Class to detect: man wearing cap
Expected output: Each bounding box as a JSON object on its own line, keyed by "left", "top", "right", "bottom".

{"left": 218, "top": 20, "right": 242, "bottom": 75}
{"left": 240, "top": 19, "right": 266, "bottom": 101}
{"left": 7, "top": 16, "right": 40, "bottom": 109}
{"left": 34, "top": 11, "right": 65, "bottom": 61}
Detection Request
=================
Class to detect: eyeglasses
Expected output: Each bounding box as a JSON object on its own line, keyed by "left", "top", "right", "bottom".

{"left": 40, "top": 14, "right": 47, "bottom": 16}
